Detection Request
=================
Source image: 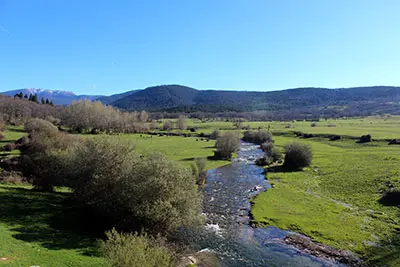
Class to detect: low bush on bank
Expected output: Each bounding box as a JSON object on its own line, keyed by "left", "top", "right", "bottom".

{"left": 215, "top": 132, "right": 240, "bottom": 160}
{"left": 101, "top": 228, "right": 173, "bottom": 267}
{"left": 191, "top": 158, "right": 207, "bottom": 185}
{"left": 283, "top": 142, "right": 313, "bottom": 170}
{"left": 242, "top": 130, "right": 272, "bottom": 144}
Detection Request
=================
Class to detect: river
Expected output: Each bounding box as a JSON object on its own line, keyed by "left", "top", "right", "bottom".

{"left": 198, "top": 142, "right": 345, "bottom": 267}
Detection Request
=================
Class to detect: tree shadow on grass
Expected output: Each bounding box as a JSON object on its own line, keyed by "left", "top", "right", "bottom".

{"left": 180, "top": 157, "right": 195, "bottom": 162}
{"left": 7, "top": 128, "right": 26, "bottom": 133}
{"left": 0, "top": 187, "right": 103, "bottom": 257}
{"left": 378, "top": 191, "right": 400, "bottom": 206}
{"left": 362, "top": 192, "right": 400, "bottom": 266}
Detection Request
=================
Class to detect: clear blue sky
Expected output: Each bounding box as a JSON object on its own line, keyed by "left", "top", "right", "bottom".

{"left": 1, "top": 0, "right": 400, "bottom": 95}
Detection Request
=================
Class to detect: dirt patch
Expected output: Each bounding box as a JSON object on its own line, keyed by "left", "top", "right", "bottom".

{"left": 284, "top": 234, "right": 363, "bottom": 266}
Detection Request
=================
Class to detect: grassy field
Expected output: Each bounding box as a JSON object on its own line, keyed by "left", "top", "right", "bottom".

{"left": 1, "top": 116, "right": 400, "bottom": 266}
{"left": 0, "top": 184, "right": 106, "bottom": 267}
{"left": 0, "top": 126, "right": 26, "bottom": 159}
{"left": 184, "top": 115, "right": 400, "bottom": 140}
{"left": 251, "top": 135, "right": 400, "bottom": 266}
{"left": 119, "top": 134, "right": 230, "bottom": 170}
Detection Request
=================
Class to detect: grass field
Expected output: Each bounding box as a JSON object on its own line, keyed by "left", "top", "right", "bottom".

{"left": 0, "top": 184, "right": 106, "bottom": 267}
{"left": 1, "top": 116, "right": 400, "bottom": 266}
{"left": 251, "top": 135, "right": 400, "bottom": 266}
{"left": 120, "top": 134, "right": 229, "bottom": 170}
{"left": 0, "top": 126, "right": 26, "bottom": 159}
{"left": 184, "top": 115, "right": 400, "bottom": 140}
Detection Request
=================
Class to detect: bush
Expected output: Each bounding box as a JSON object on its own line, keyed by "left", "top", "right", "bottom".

{"left": 260, "top": 142, "right": 273, "bottom": 155}
{"left": 271, "top": 147, "right": 283, "bottom": 162}
{"left": 163, "top": 120, "right": 173, "bottom": 131}
{"left": 101, "top": 228, "right": 173, "bottom": 267}
{"left": 209, "top": 129, "right": 220, "bottom": 140}
{"left": 258, "top": 143, "right": 282, "bottom": 166}
{"left": 283, "top": 142, "right": 313, "bottom": 170}
{"left": 359, "top": 134, "right": 372, "bottom": 143}
{"left": 242, "top": 130, "right": 272, "bottom": 144}
{"left": 310, "top": 123, "right": 317, "bottom": 127}
{"left": 24, "top": 118, "right": 58, "bottom": 136}
{"left": 191, "top": 158, "right": 207, "bottom": 185}
{"left": 70, "top": 137, "right": 202, "bottom": 233}
{"left": 330, "top": 135, "right": 341, "bottom": 141}
{"left": 20, "top": 125, "right": 79, "bottom": 191}
{"left": 215, "top": 132, "right": 240, "bottom": 160}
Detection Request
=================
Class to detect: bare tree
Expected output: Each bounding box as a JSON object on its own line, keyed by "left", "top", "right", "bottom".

{"left": 177, "top": 115, "right": 187, "bottom": 131}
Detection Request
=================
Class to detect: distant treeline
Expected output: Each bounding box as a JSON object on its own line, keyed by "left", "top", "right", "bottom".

{"left": 0, "top": 93, "right": 397, "bottom": 132}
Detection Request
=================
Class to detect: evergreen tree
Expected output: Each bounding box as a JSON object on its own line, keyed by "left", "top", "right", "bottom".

{"left": 32, "top": 94, "right": 39, "bottom": 103}
{"left": 24, "top": 94, "right": 28, "bottom": 99}
{"left": 41, "top": 97, "right": 45, "bottom": 104}
{"left": 45, "top": 99, "right": 50, "bottom": 104}
{"left": 28, "top": 94, "right": 33, "bottom": 101}
{"left": 49, "top": 101, "right": 54, "bottom": 106}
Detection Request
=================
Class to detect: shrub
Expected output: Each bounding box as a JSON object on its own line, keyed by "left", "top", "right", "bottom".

{"left": 189, "top": 127, "right": 196, "bottom": 132}
{"left": 191, "top": 158, "right": 207, "bottom": 185}
{"left": 359, "top": 134, "right": 372, "bottom": 143}
{"left": 330, "top": 135, "right": 341, "bottom": 141}
{"left": 70, "top": 137, "right": 202, "bottom": 233}
{"left": 310, "top": 123, "right": 317, "bottom": 127}
{"left": 258, "top": 143, "right": 282, "bottom": 166}
{"left": 215, "top": 132, "right": 240, "bottom": 160}
{"left": 25, "top": 118, "right": 58, "bottom": 135}
{"left": 20, "top": 124, "right": 79, "bottom": 191}
{"left": 209, "top": 129, "right": 220, "bottom": 140}
{"left": 283, "top": 142, "right": 313, "bottom": 170}
{"left": 271, "top": 147, "right": 282, "bottom": 162}
{"left": 101, "top": 228, "right": 173, "bottom": 267}
{"left": 242, "top": 130, "right": 272, "bottom": 144}
{"left": 388, "top": 139, "right": 400, "bottom": 145}
{"left": 260, "top": 142, "right": 273, "bottom": 155}
{"left": 255, "top": 157, "right": 271, "bottom": 166}
{"left": 162, "top": 120, "right": 173, "bottom": 131}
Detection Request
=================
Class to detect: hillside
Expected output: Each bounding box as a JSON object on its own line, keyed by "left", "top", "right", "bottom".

{"left": 1, "top": 89, "right": 102, "bottom": 105}
{"left": 109, "top": 85, "right": 400, "bottom": 117}
{"left": 95, "top": 89, "right": 140, "bottom": 105}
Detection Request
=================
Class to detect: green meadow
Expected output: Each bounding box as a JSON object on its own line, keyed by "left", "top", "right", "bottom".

{"left": 251, "top": 133, "right": 400, "bottom": 265}
{"left": 120, "top": 134, "right": 229, "bottom": 170}
{"left": 1, "top": 116, "right": 400, "bottom": 266}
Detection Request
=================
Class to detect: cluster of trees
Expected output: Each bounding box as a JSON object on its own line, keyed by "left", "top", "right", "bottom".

{"left": 14, "top": 92, "right": 54, "bottom": 106}
{"left": 0, "top": 95, "right": 63, "bottom": 125}
{"left": 63, "top": 100, "right": 151, "bottom": 133}
{"left": 17, "top": 118, "right": 203, "bottom": 266}
{"left": 162, "top": 115, "right": 187, "bottom": 131}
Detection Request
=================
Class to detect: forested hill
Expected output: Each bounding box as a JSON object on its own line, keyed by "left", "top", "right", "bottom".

{"left": 109, "top": 85, "right": 400, "bottom": 116}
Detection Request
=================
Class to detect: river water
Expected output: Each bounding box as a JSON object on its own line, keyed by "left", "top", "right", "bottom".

{"left": 199, "top": 142, "right": 344, "bottom": 267}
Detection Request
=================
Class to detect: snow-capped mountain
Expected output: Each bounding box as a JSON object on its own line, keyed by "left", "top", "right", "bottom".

{"left": 1, "top": 88, "right": 103, "bottom": 105}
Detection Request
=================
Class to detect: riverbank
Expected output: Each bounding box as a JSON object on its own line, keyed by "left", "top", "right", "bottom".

{"left": 251, "top": 135, "right": 400, "bottom": 266}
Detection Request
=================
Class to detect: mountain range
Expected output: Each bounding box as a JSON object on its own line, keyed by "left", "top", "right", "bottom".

{"left": 2, "top": 85, "right": 400, "bottom": 117}
{"left": 0, "top": 88, "right": 102, "bottom": 105}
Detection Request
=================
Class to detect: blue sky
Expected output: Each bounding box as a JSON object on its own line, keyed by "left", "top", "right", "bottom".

{"left": 1, "top": 0, "right": 400, "bottom": 95}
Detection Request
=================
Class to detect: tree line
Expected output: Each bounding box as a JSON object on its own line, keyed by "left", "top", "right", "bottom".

{"left": 14, "top": 92, "right": 54, "bottom": 106}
